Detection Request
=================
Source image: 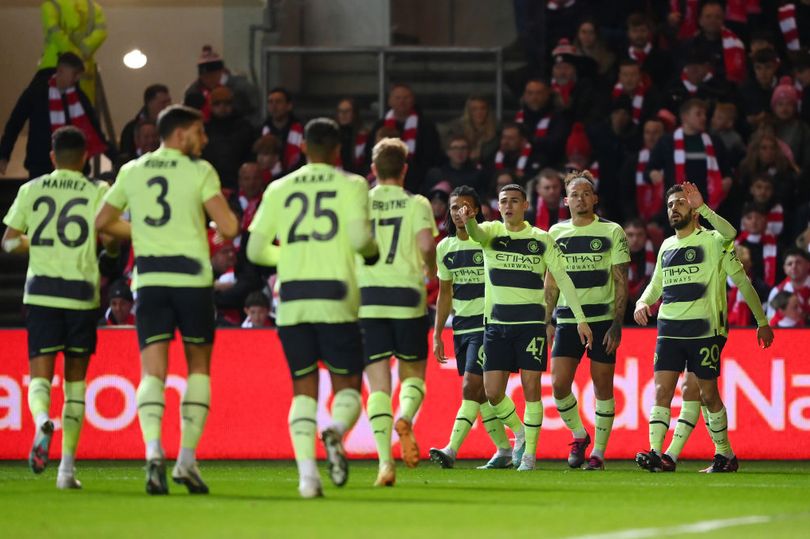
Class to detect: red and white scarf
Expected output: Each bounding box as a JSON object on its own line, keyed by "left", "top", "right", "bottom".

{"left": 737, "top": 231, "right": 777, "bottom": 286}
{"left": 495, "top": 142, "right": 532, "bottom": 175}
{"left": 767, "top": 203, "right": 784, "bottom": 238}
{"left": 673, "top": 127, "right": 724, "bottom": 210}
{"left": 263, "top": 120, "right": 304, "bottom": 174}
{"left": 635, "top": 148, "right": 664, "bottom": 221}
{"left": 779, "top": 3, "right": 801, "bottom": 51}
{"left": 534, "top": 197, "right": 569, "bottom": 231}
{"left": 680, "top": 69, "right": 713, "bottom": 95}
{"left": 48, "top": 76, "right": 106, "bottom": 156}
{"left": 721, "top": 27, "right": 746, "bottom": 84}
{"left": 238, "top": 191, "right": 261, "bottom": 233}
{"left": 552, "top": 79, "right": 575, "bottom": 106}
{"left": 612, "top": 82, "right": 646, "bottom": 124}
{"left": 727, "top": 0, "right": 761, "bottom": 23}
{"left": 774, "top": 276, "right": 810, "bottom": 317}
{"left": 628, "top": 42, "right": 652, "bottom": 64}
{"left": 515, "top": 109, "right": 551, "bottom": 139}
{"left": 546, "top": 0, "right": 575, "bottom": 10}
{"left": 336, "top": 131, "right": 368, "bottom": 170}
{"left": 671, "top": 0, "right": 699, "bottom": 40}
{"left": 384, "top": 109, "right": 418, "bottom": 156}
{"left": 628, "top": 239, "right": 657, "bottom": 283}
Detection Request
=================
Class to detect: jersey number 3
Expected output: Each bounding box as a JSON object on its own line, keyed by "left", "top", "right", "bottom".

{"left": 285, "top": 191, "right": 338, "bottom": 243}
{"left": 144, "top": 176, "right": 171, "bottom": 227}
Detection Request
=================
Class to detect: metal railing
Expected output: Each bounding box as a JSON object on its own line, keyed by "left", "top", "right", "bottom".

{"left": 260, "top": 46, "right": 504, "bottom": 121}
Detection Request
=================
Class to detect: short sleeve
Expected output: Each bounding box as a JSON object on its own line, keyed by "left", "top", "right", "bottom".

{"left": 436, "top": 240, "right": 451, "bottom": 281}
{"left": 104, "top": 169, "right": 129, "bottom": 210}
{"left": 612, "top": 225, "right": 631, "bottom": 265}
{"left": 413, "top": 195, "right": 438, "bottom": 237}
{"left": 199, "top": 162, "right": 222, "bottom": 203}
{"left": 2, "top": 185, "right": 29, "bottom": 232}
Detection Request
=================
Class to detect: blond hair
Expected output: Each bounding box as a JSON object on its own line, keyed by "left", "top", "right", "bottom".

{"left": 563, "top": 169, "right": 596, "bottom": 191}
{"left": 372, "top": 137, "right": 408, "bottom": 179}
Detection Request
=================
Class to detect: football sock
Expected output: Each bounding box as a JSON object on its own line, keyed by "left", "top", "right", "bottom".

{"left": 479, "top": 401, "right": 511, "bottom": 451}
{"left": 398, "top": 377, "right": 426, "bottom": 423}
{"left": 491, "top": 396, "right": 524, "bottom": 435}
{"left": 449, "top": 400, "right": 479, "bottom": 452}
{"left": 136, "top": 375, "right": 165, "bottom": 460}
{"left": 593, "top": 398, "right": 615, "bottom": 458}
{"left": 60, "top": 381, "right": 85, "bottom": 469}
{"left": 649, "top": 405, "right": 671, "bottom": 453}
{"left": 27, "top": 377, "right": 51, "bottom": 428}
{"left": 367, "top": 391, "right": 394, "bottom": 463}
{"left": 289, "top": 395, "right": 318, "bottom": 479}
{"left": 179, "top": 373, "right": 211, "bottom": 466}
{"left": 707, "top": 407, "right": 733, "bottom": 457}
{"left": 330, "top": 388, "right": 362, "bottom": 435}
{"left": 665, "top": 400, "right": 700, "bottom": 461}
{"left": 523, "top": 400, "right": 543, "bottom": 458}
{"left": 554, "top": 392, "right": 586, "bottom": 439}
{"left": 701, "top": 405, "right": 720, "bottom": 453}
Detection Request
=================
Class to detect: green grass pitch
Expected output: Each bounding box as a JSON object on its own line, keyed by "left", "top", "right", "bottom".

{"left": 1, "top": 460, "right": 808, "bottom": 539}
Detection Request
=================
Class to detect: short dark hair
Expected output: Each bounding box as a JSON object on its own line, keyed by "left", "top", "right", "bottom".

{"left": 680, "top": 98, "right": 708, "bottom": 116}
{"left": 666, "top": 184, "right": 684, "bottom": 198}
{"left": 244, "top": 291, "right": 270, "bottom": 309}
{"left": 627, "top": 12, "right": 649, "bottom": 29}
{"left": 56, "top": 52, "right": 84, "bottom": 72}
{"left": 144, "top": 84, "right": 169, "bottom": 106}
{"left": 751, "top": 48, "right": 779, "bottom": 65}
{"left": 741, "top": 201, "right": 768, "bottom": 217}
{"left": 750, "top": 174, "right": 775, "bottom": 186}
{"left": 304, "top": 117, "right": 340, "bottom": 153}
{"left": 501, "top": 121, "right": 526, "bottom": 139}
{"left": 157, "top": 105, "right": 202, "bottom": 140}
{"left": 770, "top": 290, "right": 793, "bottom": 311}
{"left": 268, "top": 87, "right": 292, "bottom": 103}
{"left": 52, "top": 126, "right": 86, "bottom": 166}
{"left": 618, "top": 58, "right": 641, "bottom": 70}
{"left": 447, "top": 185, "right": 483, "bottom": 236}
{"left": 134, "top": 119, "right": 157, "bottom": 138}
{"left": 783, "top": 247, "right": 810, "bottom": 263}
{"left": 499, "top": 183, "right": 527, "bottom": 200}
{"left": 624, "top": 217, "right": 646, "bottom": 231}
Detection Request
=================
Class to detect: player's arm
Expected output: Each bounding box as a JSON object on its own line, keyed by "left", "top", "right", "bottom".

{"left": 347, "top": 218, "right": 379, "bottom": 264}
{"left": 2, "top": 189, "right": 29, "bottom": 253}
{"left": 684, "top": 181, "right": 736, "bottom": 240}
{"left": 605, "top": 262, "right": 629, "bottom": 354}
{"left": 417, "top": 228, "right": 437, "bottom": 279}
{"left": 723, "top": 246, "right": 774, "bottom": 348}
{"left": 204, "top": 193, "right": 239, "bottom": 240}
{"left": 94, "top": 203, "right": 131, "bottom": 240}
{"left": 433, "top": 279, "right": 453, "bottom": 364}
{"left": 635, "top": 253, "right": 663, "bottom": 325}
{"left": 544, "top": 270, "right": 560, "bottom": 349}
{"left": 546, "top": 241, "right": 593, "bottom": 348}
{"left": 1, "top": 226, "right": 29, "bottom": 254}
{"left": 458, "top": 205, "right": 490, "bottom": 246}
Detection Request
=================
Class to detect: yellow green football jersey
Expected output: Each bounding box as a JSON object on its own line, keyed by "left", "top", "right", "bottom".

{"left": 436, "top": 235, "right": 485, "bottom": 334}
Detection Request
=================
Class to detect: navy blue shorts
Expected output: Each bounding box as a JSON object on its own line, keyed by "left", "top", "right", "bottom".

{"left": 135, "top": 286, "right": 215, "bottom": 350}
{"left": 26, "top": 305, "right": 97, "bottom": 358}
{"left": 278, "top": 322, "right": 365, "bottom": 379}
{"left": 552, "top": 320, "right": 616, "bottom": 364}
{"left": 360, "top": 316, "right": 429, "bottom": 364}
{"left": 452, "top": 331, "right": 485, "bottom": 376}
{"left": 483, "top": 323, "right": 547, "bottom": 373}
{"left": 654, "top": 336, "right": 727, "bottom": 380}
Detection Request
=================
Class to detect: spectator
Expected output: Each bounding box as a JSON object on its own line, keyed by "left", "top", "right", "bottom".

{"left": 543, "top": 0, "right": 589, "bottom": 63}
{"left": 767, "top": 248, "right": 810, "bottom": 321}
{"left": 770, "top": 76, "right": 810, "bottom": 174}
{"left": 120, "top": 84, "right": 171, "bottom": 158}
{"left": 442, "top": 95, "right": 498, "bottom": 165}
{"left": 428, "top": 181, "right": 451, "bottom": 241}
{"left": 261, "top": 87, "right": 305, "bottom": 176}
{"left": 680, "top": 0, "right": 746, "bottom": 83}
{"left": 623, "top": 218, "right": 655, "bottom": 324}
{"left": 424, "top": 135, "right": 487, "bottom": 196}
{"left": 335, "top": 97, "right": 368, "bottom": 175}
{"left": 737, "top": 202, "right": 778, "bottom": 299}
{"left": 550, "top": 39, "right": 597, "bottom": 122}
{"left": 242, "top": 291, "right": 272, "bottom": 328}
{"left": 252, "top": 133, "right": 281, "bottom": 184}
{"left": 665, "top": 46, "right": 737, "bottom": 116}
{"left": 485, "top": 169, "right": 520, "bottom": 219}
{"left": 793, "top": 51, "right": 810, "bottom": 125}
{"left": 0, "top": 52, "right": 108, "bottom": 179}
{"left": 491, "top": 122, "right": 538, "bottom": 180}
{"left": 620, "top": 118, "right": 665, "bottom": 222}
{"left": 210, "top": 228, "right": 264, "bottom": 327}
{"left": 202, "top": 86, "right": 254, "bottom": 192}
{"left": 738, "top": 130, "right": 799, "bottom": 206}
{"left": 739, "top": 49, "right": 781, "bottom": 130}
{"left": 573, "top": 19, "right": 615, "bottom": 77}
{"left": 185, "top": 45, "right": 260, "bottom": 126}
{"left": 611, "top": 59, "right": 661, "bottom": 126}
{"left": 769, "top": 291, "right": 805, "bottom": 328}
{"left": 100, "top": 279, "right": 135, "bottom": 326}
{"left": 709, "top": 102, "right": 746, "bottom": 168}
{"left": 748, "top": 174, "right": 786, "bottom": 241}
{"left": 118, "top": 119, "right": 160, "bottom": 166}
{"left": 515, "top": 79, "right": 569, "bottom": 169}
{"left": 365, "top": 83, "right": 444, "bottom": 193}
{"left": 229, "top": 162, "right": 265, "bottom": 244}
{"left": 526, "top": 168, "right": 569, "bottom": 231}
{"left": 727, "top": 244, "right": 756, "bottom": 327}
{"left": 625, "top": 12, "right": 674, "bottom": 89}
{"left": 647, "top": 98, "right": 733, "bottom": 214}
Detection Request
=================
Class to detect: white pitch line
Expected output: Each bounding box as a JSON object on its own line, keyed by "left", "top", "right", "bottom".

{"left": 565, "top": 515, "right": 772, "bottom": 539}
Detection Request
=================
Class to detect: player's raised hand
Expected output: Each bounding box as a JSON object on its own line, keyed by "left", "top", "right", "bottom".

{"left": 634, "top": 302, "right": 651, "bottom": 326}
{"left": 757, "top": 325, "right": 775, "bottom": 349}
{"left": 457, "top": 203, "right": 472, "bottom": 226}
{"left": 577, "top": 322, "right": 593, "bottom": 350}
{"left": 433, "top": 334, "right": 447, "bottom": 364}
{"left": 682, "top": 181, "right": 704, "bottom": 209}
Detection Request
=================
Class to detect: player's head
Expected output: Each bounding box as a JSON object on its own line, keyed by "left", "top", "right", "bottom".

{"left": 448, "top": 185, "right": 482, "bottom": 235}
{"left": 498, "top": 183, "right": 528, "bottom": 225}
{"left": 563, "top": 170, "right": 597, "bottom": 217}
{"left": 302, "top": 117, "right": 341, "bottom": 164}
{"left": 372, "top": 138, "right": 409, "bottom": 184}
{"left": 50, "top": 126, "right": 88, "bottom": 170}
{"left": 783, "top": 248, "right": 810, "bottom": 282}
{"left": 244, "top": 290, "right": 271, "bottom": 328}
{"left": 157, "top": 105, "right": 206, "bottom": 156}
{"left": 665, "top": 185, "right": 693, "bottom": 231}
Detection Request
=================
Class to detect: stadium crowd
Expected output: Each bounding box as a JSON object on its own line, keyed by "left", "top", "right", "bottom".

{"left": 4, "top": 0, "right": 810, "bottom": 330}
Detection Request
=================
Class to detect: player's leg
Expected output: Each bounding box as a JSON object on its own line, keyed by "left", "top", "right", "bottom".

{"left": 25, "top": 305, "right": 63, "bottom": 474}
{"left": 692, "top": 338, "right": 736, "bottom": 472}
{"left": 278, "top": 323, "right": 323, "bottom": 498}
{"left": 551, "top": 323, "right": 590, "bottom": 468}
{"left": 483, "top": 324, "right": 524, "bottom": 465}
{"left": 392, "top": 316, "right": 430, "bottom": 469}
{"left": 663, "top": 372, "right": 701, "bottom": 469}
{"left": 361, "top": 318, "right": 396, "bottom": 486}
{"left": 321, "top": 322, "right": 365, "bottom": 487}
{"left": 514, "top": 324, "right": 546, "bottom": 471}
{"left": 467, "top": 339, "right": 511, "bottom": 467}
{"left": 586, "top": 322, "right": 618, "bottom": 470}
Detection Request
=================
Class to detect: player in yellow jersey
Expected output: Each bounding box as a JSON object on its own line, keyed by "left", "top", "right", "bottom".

{"left": 247, "top": 118, "right": 379, "bottom": 498}
{"left": 95, "top": 105, "right": 239, "bottom": 495}
{"left": 546, "top": 171, "right": 630, "bottom": 471}
{"left": 2, "top": 127, "right": 117, "bottom": 489}
{"left": 359, "top": 138, "right": 437, "bottom": 486}
{"left": 634, "top": 184, "right": 774, "bottom": 473}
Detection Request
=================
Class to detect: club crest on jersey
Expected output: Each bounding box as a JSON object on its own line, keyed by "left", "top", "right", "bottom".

{"left": 528, "top": 240, "right": 540, "bottom": 253}
{"left": 685, "top": 249, "right": 697, "bottom": 262}
{"left": 590, "top": 239, "right": 602, "bottom": 252}
{"left": 473, "top": 252, "right": 484, "bottom": 265}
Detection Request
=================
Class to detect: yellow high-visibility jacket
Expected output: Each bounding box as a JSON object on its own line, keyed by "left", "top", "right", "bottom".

{"left": 37, "top": 0, "right": 107, "bottom": 103}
